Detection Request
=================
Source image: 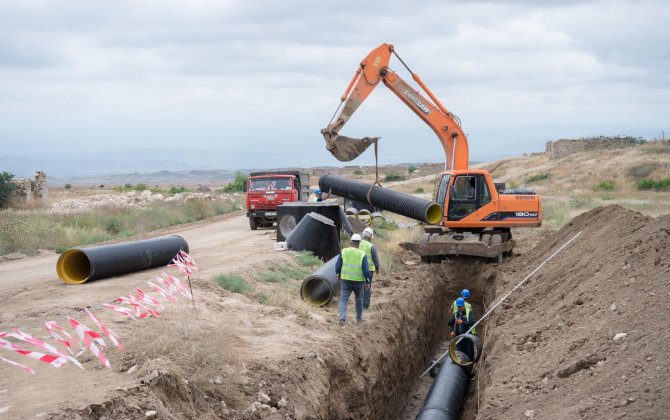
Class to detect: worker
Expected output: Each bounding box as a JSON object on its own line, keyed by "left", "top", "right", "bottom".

{"left": 310, "top": 188, "right": 323, "bottom": 202}
{"left": 360, "top": 227, "right": 380, "bottom": 310}
{"left": 336, "top": 233, "right": 371, "bottom": 325}
{"left": 452, "top": 289, "right": 472, "bottom": 315}
{"left": 449, "top": 297, "right": 476, "bottom": 360}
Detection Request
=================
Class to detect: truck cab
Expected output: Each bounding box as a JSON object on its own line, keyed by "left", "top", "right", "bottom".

{"left": 245, "top": 171, "right": 310, "bottom": 230}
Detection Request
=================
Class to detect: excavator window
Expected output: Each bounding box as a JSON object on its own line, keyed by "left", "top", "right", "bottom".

{"left": 448, "top": 175, "right": 479, "bottom": 220}
{"left": 435, "top": 174, "right": 451, "bottom": 207}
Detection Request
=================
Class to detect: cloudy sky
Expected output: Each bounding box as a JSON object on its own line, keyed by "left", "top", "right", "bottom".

{"left": 1, "top": 0, "right": 668, "bottom": 175}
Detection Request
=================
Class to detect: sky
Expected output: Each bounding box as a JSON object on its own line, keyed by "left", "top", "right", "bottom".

{"left": 1, "top": 0, "right": 668, "bottom": 175}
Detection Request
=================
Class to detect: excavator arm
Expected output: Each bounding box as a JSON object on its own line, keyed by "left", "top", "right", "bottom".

{"left": 321, "top": 43, "right": 469, "bottom": 170}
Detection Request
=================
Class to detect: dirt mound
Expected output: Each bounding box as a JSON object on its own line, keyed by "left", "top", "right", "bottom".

{"left": 478, "top": 205, "right": 670, "bottom": 419}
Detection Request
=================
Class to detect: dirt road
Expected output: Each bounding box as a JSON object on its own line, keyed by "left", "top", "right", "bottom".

{"left": 0, "top": 213, "right": 281, "bottom": 418}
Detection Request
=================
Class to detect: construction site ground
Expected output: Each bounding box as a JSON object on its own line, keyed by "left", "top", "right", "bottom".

{"left": 1, "top": 203, "right": 668, "bottom": 419}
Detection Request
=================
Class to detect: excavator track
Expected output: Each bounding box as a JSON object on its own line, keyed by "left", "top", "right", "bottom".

{"left": 400, "top": 229, "right": 513, "bottom": 263}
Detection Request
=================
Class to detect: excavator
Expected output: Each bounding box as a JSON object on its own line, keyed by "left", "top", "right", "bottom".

{"left": 321, "top": 43, "right": 542, "bottom": 262}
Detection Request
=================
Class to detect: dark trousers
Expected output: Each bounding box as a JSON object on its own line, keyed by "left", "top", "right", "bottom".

{"left": 339, "top": 280, "right": 364, "bottom": 322}
{"left": 363, "top": 271, "right": 374, "bottom": 308}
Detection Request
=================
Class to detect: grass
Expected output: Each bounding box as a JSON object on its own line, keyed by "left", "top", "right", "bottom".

{"left": 0, "top": 199, "right": 241, "bottom": 256}
{"left": 295, "top": 251, "right": 322, "bottom": 266}
{"left": 383, "top": 173, "right": 405, "bottom": 182}
{"left": 353, "top": 169, "right": 364, "bottom": 175}
{"left": 637, "top": 178, "right": 670, "bottom": 191}
{"left": 214, "top": 273, "right": 254, "bottom": 293}
{"left": 594, "top": 181, "right": 615, "bottom": 191}
{"left": 525, "top": 172, "right": 552, "bottom": 183}
{"left": 627, "top": 163, "right": 658, "bottom": 181}
{"left": 414, "top": 187, "right": 425, "bottom": 193}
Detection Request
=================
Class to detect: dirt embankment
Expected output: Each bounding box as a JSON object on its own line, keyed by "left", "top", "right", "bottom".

{"left": 478, "top": 205, "right": 670, "bottom": 419}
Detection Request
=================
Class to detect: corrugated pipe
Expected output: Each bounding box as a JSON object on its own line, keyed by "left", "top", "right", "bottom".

{"left": 286, "top": 212, "right": 341, "bottom": 261}
{"left": 56, "top": 235, "right": 189, "bottom": 284}
{"left": 300, "top": 255, "right": 340, "bottom": 306}
{"left": 416, "top": 351, "right": 471, "bottom": 420}
{"left": 319, "top": 174, "right": 442, "bottom": 224}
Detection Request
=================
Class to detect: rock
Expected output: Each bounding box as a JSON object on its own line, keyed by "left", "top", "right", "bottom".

{"left": 524, "top": 409, "right": 536, "bottom": 418}
{"left": 258, "top": 391, "right": 271, "bottom": 404}
{"left": 150, "top": 194, "right": 164, "bottom": 202}
{"left": 610, "top": 303, "right": 617, "bottom": 312}
{"left": 145, "top": 410, "right": 157, "bottom": 418}
{"left": 126, "top": 191, "right": 137, "bottom": 197}
{"left": 140, "top": 190, "right": 152, "bottom": 199}
{"left": 127, "top": 364, "right": 139, "bottom": 374}
{"left": 213, "top": 377, "right": 223, "bottom": 385}
{"left": 277, "top": 397, "right": 287, "bottom": 408}
{"left": 613, "top": 333, "right": 628, "bottom": 343}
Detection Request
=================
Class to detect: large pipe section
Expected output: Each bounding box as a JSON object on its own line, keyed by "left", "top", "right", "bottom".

{"left": 300, "top": 255, "right": 340, "bottom": 306}
{"left": 56, "top": 235, "right": 189, "bottom": 284}
{"left": 415, "top": 352, "right": 471, "bottom": 420}
{"left": 286, "top": 212, "right": 341, "bottom": 261}
{"left": 319, "top": 174, "right": 442, "bottom": 224}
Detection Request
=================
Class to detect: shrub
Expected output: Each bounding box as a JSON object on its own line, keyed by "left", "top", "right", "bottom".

{"left": 99, "top": 184, "right": 105, "bottom": 188}
{"left": 295, "top": 251, "right": 322, "bottom": 267}
{"left": 64, "top": 184, "right": 72, "bottom": 189}
{"left": 637, "top": 178, "right": 670, "bottom": 191}
{"left": 222, "top": 171, "right": 247, "bottom": 192}
{"left": 383, "top": 173, "right": 404, "bottom": 182}
{"left": 525, "top": 172, "right": 551, "bottom": 183}
{"left": 0, "top": 172, "right": 16, "bottom": 208}
{"left": 414, "top": 187, "right": 425, "bottom": 193}
{"left": 408, "top": 165, "right": 417, "bottom": 173}
{"left": 214, "top": 273, "right": 253, "bottom": 293}
{"left": 168, "top": 185, "right": 188, "bottom": 195}
{"left": 353, "top": 169, "right": 364, "bottom": 175}
{"left": 594, "top": 181, "right": 615, "bottom": 191}
{"left": 135, "top": 183, "right": 148, "bottom": 191}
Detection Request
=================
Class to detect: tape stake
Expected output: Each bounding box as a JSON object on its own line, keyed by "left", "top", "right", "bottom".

{"left": 0, "top": 355, "right": 35, "bottom": 374}
{"left": 162, "top": 272, "right": 192, "bottom": 300}
{"left": 178, "top": 250, "right": 198, "bottom": 271}
{"left": 85, "top": 309, "right": 124, "bottom": 352}
{"left": 68, "top": 318, "right": 110, "bottom": 368}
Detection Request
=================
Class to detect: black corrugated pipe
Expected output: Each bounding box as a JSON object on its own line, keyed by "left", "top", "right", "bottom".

{"left": 319, "top": 174, "right": 443, "bottom": 224}
{"left": 286, "top": 212, "right": 341, "bottom": 261}
{"left": 56, "top": 235, "right": 189, "bottom": 284}
{"left": 339, "top": 205, "right": 354, "bottom": 234}
{"left": 300, "top": 255, "right": 339, "bottom": 306}
{"left": 416, "top": 351, "right": 471, "bottom": 420}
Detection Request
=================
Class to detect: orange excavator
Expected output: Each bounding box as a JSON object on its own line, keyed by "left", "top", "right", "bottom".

{"left": 321, "top": 43, "right": 542, "bottom": 262}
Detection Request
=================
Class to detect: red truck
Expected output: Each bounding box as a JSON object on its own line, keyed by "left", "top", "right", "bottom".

{"left": 244, "top": 171, "right": 310, "bottom": 230}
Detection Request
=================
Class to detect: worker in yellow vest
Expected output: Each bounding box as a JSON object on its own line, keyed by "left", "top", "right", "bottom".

{"left": 449, "top": 298, "right": 476, "bottom": 360}
{"left": 452, "top": 289, "right": 472, "bottom": 315}
{"left": 336, "top": 233, "right": 371, "bottom": 325}
{"left": 360, "top": 227, "right": 380, "bottom": 310}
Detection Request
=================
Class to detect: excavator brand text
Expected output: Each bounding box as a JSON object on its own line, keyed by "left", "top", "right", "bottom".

{"left": 403, "top": 90, "right": 431, "bottom": 115}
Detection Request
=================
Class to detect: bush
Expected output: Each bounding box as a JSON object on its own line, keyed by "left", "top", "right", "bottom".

{"left": 168, "top": 185, "right": 188, "bottom": 195}
{"left": 637, "top": 178, "right": 670, "bottom": 191}
{"left": 135, "top": 183, "right": 148, "bottom": 191}
{"left": 414, "top": 187, "right": 425, "bottom": 193}
{"left": 99, "top": 184, "right": 105, "bottom": 188}
{"left": 64, "top": 184, "right": 72, "bottom": 189}
{"left": 408, "top": 165, "right": 417, "bottom": 173}
{"left": 295, "top": 251, "right": 322, "bottom": 267}
{"left": 594, "top": 181, "right": 615, "bottom": 191}
{"left": 0, "top": 172, "right": 16, "bottom": 208}
{"left": 222, "top": 171, "right": 247, "bottom": 193}
{"left": 214, "top": 273, "right": 253, "bottom": 293}
{"left": 383, "top": 173, "right": 405, "bottom": 182}
{"left": 525, "top": 172, "right": 551, "bottom": 183}
{"left": 353, "top": 169, "right": 364, "bottom": 175}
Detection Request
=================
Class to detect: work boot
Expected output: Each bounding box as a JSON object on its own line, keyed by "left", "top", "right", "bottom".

{"left": 356, "top": 319, "right": 366, "bottom": 324}
{"left": 339, "top": 319, "right": 345, "bottom": 326}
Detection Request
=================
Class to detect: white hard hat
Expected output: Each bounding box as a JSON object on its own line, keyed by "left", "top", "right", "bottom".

{"left": 351, "top": 233, "right": 362, "bottom": 242}
{"left": 362, "top": 227, "right": 374, "bottom": 237}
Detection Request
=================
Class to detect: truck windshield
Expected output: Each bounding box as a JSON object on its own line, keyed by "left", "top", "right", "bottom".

{"left": 249, "top": 178, "right": 292, "bottom": 191}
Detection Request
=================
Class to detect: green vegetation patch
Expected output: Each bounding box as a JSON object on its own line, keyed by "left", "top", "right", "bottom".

{"left": 0, "top": 172, "right": 16, "bottom": 209}
{"left": 637, "top": 178, "right": 670, "bottom": 191}
{"left": 594, "top": 181, "right": 615, "bottom": 191}
{"left": 525, "top": 172, "right": 551, "bottom": 183}
{"left": 353, "top": 169, "right": 364, "bottom": 175}
{"left": 221, "top": 171, "right": 247, "bottom": 193}
{"left": 414, "top": 187, "right": 425, "bottom": 193}
{"left": 295, "top": 251, "right": 322, "bottom": 267}
{"left": 214, "top": 273, "right": 254, "bottom": 294}
{"left": 383, "top": 172, "right": 405, "bottom": 182}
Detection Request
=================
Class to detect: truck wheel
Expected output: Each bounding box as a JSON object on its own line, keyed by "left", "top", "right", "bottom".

{"left": 249, "top": 217, "right": 258, "bottom": 230}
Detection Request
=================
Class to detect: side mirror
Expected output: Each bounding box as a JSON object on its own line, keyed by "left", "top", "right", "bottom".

{"left": 242, "top": 181, "right": 248, "bottom": 193}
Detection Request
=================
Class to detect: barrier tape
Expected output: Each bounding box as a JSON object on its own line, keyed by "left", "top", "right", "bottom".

{"left": 7, "top": 329, "right": 83, "bottom": 369}
{"left": 155, "top": 275, "right": 182, "bottom": 299}
{"left": 0, "top": 355, "right": 35, "bottom": 374}
{"left": 168, "top": 257, "right": 193, "bottom": 276}
{"left": 0, "top": 336, "right": 67, "bottom": 368}
{"left": 68, "top": 318, "right": 110, "bottom": 368}
{"left": 162, "top": 272, "right": 192, "bottom": 300}
{"left": 178, "top": 250, "right": 198, "bottom": 271}
{"left": 135, "top": 288, "right": 163, "bottom": 309}
{"left": 44, "top": 321, "right": 78, "bottom": 354}
{"left": 103, "top": 303, "right": 137, "bottom": 319}
{"left": 85, "top": 309, "right": 124, "bottom": 352}
{"left": 147, "top": 280, "right": 178, "bottom": 303}
{"left": 117, "top": 295, "right": 161, "bottom": 318}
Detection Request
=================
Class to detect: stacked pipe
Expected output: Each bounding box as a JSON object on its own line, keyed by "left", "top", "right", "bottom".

{"left": 300, "top": 255, "right": 340, "bottom": 306}
{"left": 319, "top": 174, "right": 442, "bottom": 224}
{"left": 56, "top": 235, "right": 189, "bottom": 284}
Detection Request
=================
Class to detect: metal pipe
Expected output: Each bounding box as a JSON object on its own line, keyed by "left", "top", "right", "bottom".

{"left": 300, "top": 255, "right": 340, "bottom": 306}
{"left": 319, "top": 174, "right": 442, "bottom": 224}
{"left": 416, "top": 352, "right": 470, "bottom": 420}
{"left": 56, "top": 235, "right": 189, "bottom": 284}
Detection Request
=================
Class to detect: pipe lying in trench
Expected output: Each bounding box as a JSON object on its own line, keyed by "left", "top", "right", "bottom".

{"left": 416, "top": 351, "right": 471, "bottom": 420}
{"left": 300, "top": 255, "right": 339, "bottom": 306}
{"left": 319, "top": 174, "right": 443, "bottom": 224}
{"left": 56, "top": 235, "right": 189, "bottom": 284}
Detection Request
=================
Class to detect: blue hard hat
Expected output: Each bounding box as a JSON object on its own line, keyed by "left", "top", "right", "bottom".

{"left": 456, "top": 297, "right": 465, "bottom": 307}
{"left": 461, "top": 289, "right": 471, "bottom": 299}
{"left": 314, "top": 188, "right": 321, "bottom": 195}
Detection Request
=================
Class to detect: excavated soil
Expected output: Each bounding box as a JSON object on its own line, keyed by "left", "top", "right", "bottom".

{"left": 2, "top": 205, "right": 668, "bottom": 419}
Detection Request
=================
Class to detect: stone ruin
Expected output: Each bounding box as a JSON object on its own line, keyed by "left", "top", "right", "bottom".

{"left": 11, "top": 171, "right": 48, "bottom": 201}
{"left": 545, "top": 136, "right": 640, "bottom": 159}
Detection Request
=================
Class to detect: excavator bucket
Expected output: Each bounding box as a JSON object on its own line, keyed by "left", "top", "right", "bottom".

{"left": 322, "top": 132, "right": 379, "bottom": 162}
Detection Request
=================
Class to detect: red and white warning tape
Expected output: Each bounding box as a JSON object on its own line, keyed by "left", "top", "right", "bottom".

{"left": 85, "top": 309, "right": 124, "bottom": 352}
{"left": 103, "top": 303, "right": 137, "bottom": 319}
{"left": 147, "top": 280, "right": 178, "bottom": 302}
{"left": 162, "top": 272, "right": 192, "bottom": 300}
{"left": 0, "top": 354, "right": 35, "bottom": 374}
{"left": 44, "top": 321, "right": 78, "bottom": 354}
{"left": 135, "top": 287, "right": 162, "bottom": 309}
{"left": 68, "top": 318, "right": 110, "bottom": 368}
{"left": 0, "top": 335, "right": 67, "bottom": 368}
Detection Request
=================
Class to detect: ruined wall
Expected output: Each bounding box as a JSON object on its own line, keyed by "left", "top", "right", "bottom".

{"left": 10, "top": 171, "right": 48, "bottom": 201}
{"left": 545, "top": 136, "right": 638, "bottom": 159}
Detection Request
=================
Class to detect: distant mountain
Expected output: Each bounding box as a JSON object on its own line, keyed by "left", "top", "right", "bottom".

{"left": 49, "top": 169, "right": 238, "bottom": 186}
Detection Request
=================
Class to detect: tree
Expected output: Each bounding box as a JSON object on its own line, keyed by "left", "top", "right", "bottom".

{"left": 222, "top": 171, "right": 247, "bottom": 192}
{"left": 0, "top": 172, "right": 16, "bottom": 208}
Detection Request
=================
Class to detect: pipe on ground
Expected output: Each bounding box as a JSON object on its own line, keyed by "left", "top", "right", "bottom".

{"left": 319, "top": 174, "right": 442, "bottom": 224}
{"left": 300, "top": 255, "right": 340, "bottom": 306}
{"left": 286, "top": 212, "right": 340, "bottom": 261}
{"left": 416, "top": 351, "right": 471, "bottom": 420}
{"left": 56, "top": 235, "right": 189, "bottom": 284}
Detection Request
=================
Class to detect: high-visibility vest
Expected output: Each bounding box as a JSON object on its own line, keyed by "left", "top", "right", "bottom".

{"left": 360, "top": 240, "right": 375, "bottom": 272}
{"left": 454, "top": 304, "right": 476, "bottom": 335}
{"left": 340, "top": 247, "right": 366, "bottom": 282}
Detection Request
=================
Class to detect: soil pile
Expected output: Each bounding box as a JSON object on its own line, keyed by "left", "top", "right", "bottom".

{"left": 478, "top": 205, "right": 670, "bottom": 419}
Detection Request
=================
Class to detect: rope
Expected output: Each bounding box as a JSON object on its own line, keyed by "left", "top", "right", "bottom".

{"left": 419, "top": 230, "right": 583, "bottom": 378}
{"left": 365, "top": 139, "right": 382, "bottom": 206}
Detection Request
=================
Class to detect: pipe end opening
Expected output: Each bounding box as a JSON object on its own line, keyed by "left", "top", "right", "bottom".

{"left": 56, "top": 249, "right": 92, "bottom": 284}
{"left": 301, "top": 277, "right": 333, "bottom": 307}
{"left": 425, "top": 203, "right": 443, "bottom": 225}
